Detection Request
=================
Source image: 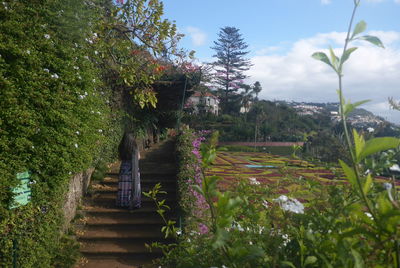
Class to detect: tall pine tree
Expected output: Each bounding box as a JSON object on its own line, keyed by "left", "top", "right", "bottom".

{"left": 211, "top": 26, "right": 252, "bottom": 114}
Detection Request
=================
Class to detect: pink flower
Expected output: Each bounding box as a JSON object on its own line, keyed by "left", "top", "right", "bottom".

{"left": 116, "top": 0, "right": 124, "bottom": 4}
{"left": 199, "top": 223, "right": 209, "bottom": 234}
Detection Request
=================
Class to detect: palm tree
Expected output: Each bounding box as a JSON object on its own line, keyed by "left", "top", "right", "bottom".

{"left": 252, "top": 81, "right": 262, "bottom": 101}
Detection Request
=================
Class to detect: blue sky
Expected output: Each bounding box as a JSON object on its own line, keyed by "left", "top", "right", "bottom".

{"left": 163, "top": 0, "right": 400, "bottom": 124}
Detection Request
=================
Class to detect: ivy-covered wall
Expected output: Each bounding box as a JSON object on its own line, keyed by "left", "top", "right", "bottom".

{"left": 0, "top": 1, "right": 121, "bottom": 266}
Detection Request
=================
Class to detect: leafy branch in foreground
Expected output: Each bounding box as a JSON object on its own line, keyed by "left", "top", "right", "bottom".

{"left": 312, "top": 0, "right": 400, "bottom": 265}
{"left": 143, "top": 183, "right": 177, "bottom": 255}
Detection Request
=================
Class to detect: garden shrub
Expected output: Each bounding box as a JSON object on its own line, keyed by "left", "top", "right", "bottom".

{"left": 0, "top": 1, "right": 121, "bottom": 266}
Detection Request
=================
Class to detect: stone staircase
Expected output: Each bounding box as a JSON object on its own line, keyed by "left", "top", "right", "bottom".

{"left": 76, "top": 139, "right": 177, "bottom": 268}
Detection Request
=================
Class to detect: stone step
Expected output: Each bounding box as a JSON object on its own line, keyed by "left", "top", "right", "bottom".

{"left": 78, "top": 224, "right": 164, "bottom": 239}
{"left": 83, "top": 199, "right": 177, "bottom": 211}
{"left": 80, "top": 240, "right": 163, "bottom": 256}
{"left": 84, "top": 213, "right": 166, "bottom": 225}
{"left": 83, "top": 209, "right": 175, "bottom": 220}
{"left": 90, "top": 184, "right": 176, "bottom": 194}
{"left": 104, "top": 173, "right": 176, "bottom": 182}
{"left": 78, "top": 138, "right": 177, "bottom": 267}
{"left": 76, "top": 256, "right": 153, "bottom": 268}
{"left": 90, "top": 193, "right": 176, "bottom": 203}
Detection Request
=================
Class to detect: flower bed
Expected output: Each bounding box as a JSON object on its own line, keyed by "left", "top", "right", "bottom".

{"left": 164, "top": 132, "right": 400, "bottom": 267}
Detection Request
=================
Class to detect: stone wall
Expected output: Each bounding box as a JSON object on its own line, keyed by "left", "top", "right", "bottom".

{"left": 63, "top": 168, "right": 94, "bottom": 229}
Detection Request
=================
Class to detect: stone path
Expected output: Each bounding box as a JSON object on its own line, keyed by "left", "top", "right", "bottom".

{"left": 76, "top": 139, "right": 177, "bottom": 268}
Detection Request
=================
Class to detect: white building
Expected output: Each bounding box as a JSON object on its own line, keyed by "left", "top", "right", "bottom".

{"left": 186, "top": 91, "right": 220, "bottom": 115}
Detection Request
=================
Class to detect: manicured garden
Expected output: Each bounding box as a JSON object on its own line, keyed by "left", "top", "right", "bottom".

{"left": 207, "top": 151, "right": 399, "bottom": 193}
{"left": 152, "top": 129, "right": 400, "bottom": 268}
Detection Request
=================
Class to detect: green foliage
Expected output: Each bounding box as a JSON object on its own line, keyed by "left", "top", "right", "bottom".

{"left": 184, "top": 100, "right": 330, "bottom": 142}
{"left": 0, "top": 0, "right": 180, "bottom": 266}
{"left": 302, "top": 130, "right": 349, "bottom": 164}
{"left": 0, "top": 0, "right": 116, "bottom": 266}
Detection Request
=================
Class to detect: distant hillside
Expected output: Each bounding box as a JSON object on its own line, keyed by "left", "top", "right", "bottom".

{"left": 285, "top": 101, "right": 390, "bottom": 129}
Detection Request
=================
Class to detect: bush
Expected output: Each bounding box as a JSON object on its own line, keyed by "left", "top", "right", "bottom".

{"left": 0, "top": 1, "right": 120, "bottom": 266}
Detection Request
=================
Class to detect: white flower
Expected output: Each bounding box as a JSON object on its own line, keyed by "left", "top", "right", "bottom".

{"left": 26, "top": 50, "right": 31, "bottom": 55}
{"left": 175, "top": 228, "right": 182, "bottom": 236}
{"left": 248, "top": 177, "right": 260, "bottom": 185}
{"left": 79, "top": 95, "right": 85, "bottom": 99}
{"left": 98, "top": 129, "right": 103, "bottom": 133}
{"left": 74, "top": 143, "right": 78, "bottom": 148}
{"left": 93, "top": 33, "right": 98, "bottom": 38}
{"left": 383, "top": 182, "right": 393, "bottom": 190}
{"left": 78, "top": 75, "right": 82, "bottom": 80}
{"left": 75, "top": 131, "right": 80, "bottom": 135}
{"left": 43, "top": 68, "right": 50, "bottom": 73}
{"left": 51, "top": 73, "right": 59, "bottom": 79}
{"left": 44, "top": 34, "right": 50, "bottom": 39}
{"left": 96, "top": 111, "right": 101, "bottom": 115}
{"left": 274, "top": 195, "right": 304, "bottom": 214}
{"left": 274, "top": 195, "right": 288, "bottom": 202}
{"left": 84, "top": 56, "right": 89, "bottom": 60}
{"left": 384, "top": 182, "right": 394, "bottom": 202}
{"left": 367, "top": 127, "right": 375, "bottom": 133}
{"left": 249, "top": 241, "right": 253, "bottom": 245}
{"left": 281, "top": 233, "right": 290, "bottom": 246}
{"left": 262, "top": 200, "right": 269, "bottom": 209}
{"left": 94, "top": 50, "right": 98, "bottom": 55}
{"left": 365, "top": 212, "right": 373, "bottom": 219}
{"left": 84, "top": 91, "right": 88, "bottom": 96}
{"left": 31, "top": 145, "right": 34, "bottom": 149}
{"left": 73, "top": 66, "right": 79, "bottom": 70}
{"left": 92, "top": 79, "right": 96, "bottom": 83}
{"left": 232, "top": 221, "right": 244, "bottom": 232}
{"left": 389, "top": 164, "right": 400, "bottom": 172}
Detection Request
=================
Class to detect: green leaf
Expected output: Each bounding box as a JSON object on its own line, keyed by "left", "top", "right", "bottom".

{"left": 363, "top": 173, "right": 373, "bottom": 195}
{"left": 311, "top": 52, "right": 333, "bottom": 69}
{"left": 340, "top": 47, "right": 358, "bottom": 65}
{"left": 339, "top": 160, "right": 357, "bottom": 189}
{"left": 351, "top": 248, "right": 365, "bottom": 268}
{"left": 356, "top": 35, "right": 385, "bottom": 48}
{"left": 280, "top": 261, "right": 297, "bottom": 268}
{"left": 377, "top": 193, "right": 392, "bottom": 215}
{"left": 351, "top": 20, "right": 367, "bottom": 39}
{"left": 353, "top": 129, "right": 365, "bottom": 163}
{"left": 359, "top": 137, "right": 400, "bottom": 161}
{"left": 304, "top": 256, "right": 318, "bottom": 266}
{"left": 343, "top": 99, "right": 370, "bottom": 116}
{"left": 329, "top": 47, "right": 339, "bottom": 71}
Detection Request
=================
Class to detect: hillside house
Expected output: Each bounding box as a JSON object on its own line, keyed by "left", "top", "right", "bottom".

{"left": 186, "top": 91, "right": 220, "bottom": 115}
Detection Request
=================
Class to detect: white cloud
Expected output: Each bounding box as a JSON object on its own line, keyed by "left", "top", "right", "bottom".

{"left": 246, "top": 31, "right": 400, "bottom": 124}
{"left": 321, "top": 0, "right": 331, "bottom": 4}
{"left": 186, "top": 26, "right": 207, "bottom": 47}
{"left": 255, "top": 46, "right": 282, "bottom": 55}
